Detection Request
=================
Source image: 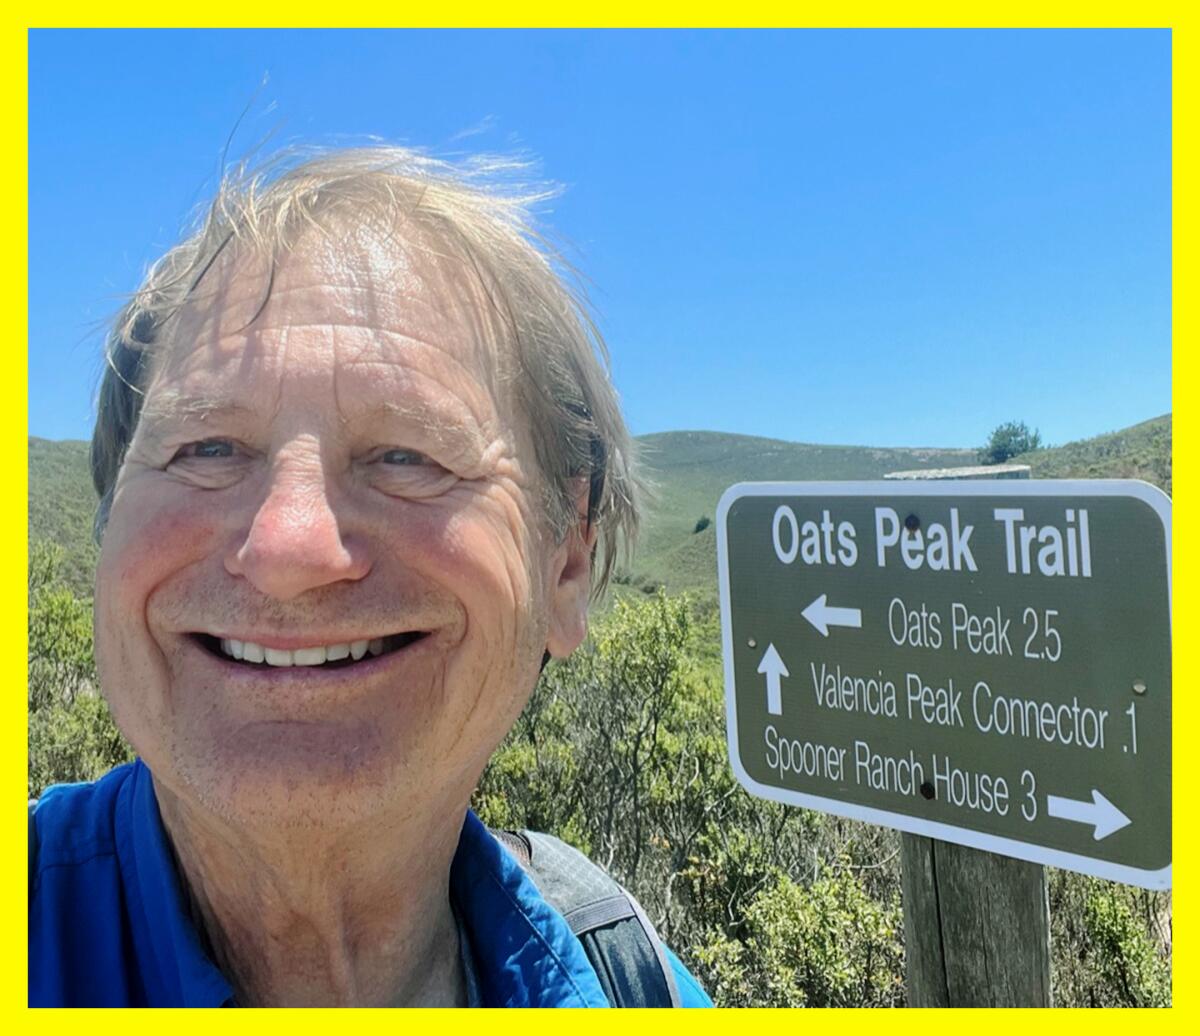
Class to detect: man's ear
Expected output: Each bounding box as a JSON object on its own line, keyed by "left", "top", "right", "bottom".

{"left": 545, "top": 485, "right": 600, "bottom": 659}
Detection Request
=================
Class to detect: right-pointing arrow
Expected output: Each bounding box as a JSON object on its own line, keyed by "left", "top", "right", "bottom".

{"left": 757, "top": 643, "right": 789, "bottom": 716}
{"left": 1046, "top": 788, "right": 1132, "bottom": 841}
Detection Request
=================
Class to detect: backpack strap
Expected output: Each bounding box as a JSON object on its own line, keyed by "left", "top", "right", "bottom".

{"left": 491, "top": 828, "right": 682, "bottom": 1008}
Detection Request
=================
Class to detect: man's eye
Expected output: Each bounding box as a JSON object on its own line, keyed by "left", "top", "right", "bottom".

{"left": 173, "top": 439, "right": 235, "bottom": 460}
{"left": 380, "top": 448, "right": 432, "bottom": 466}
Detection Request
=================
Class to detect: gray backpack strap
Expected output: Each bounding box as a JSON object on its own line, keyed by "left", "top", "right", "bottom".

{"left": 492, "top": 828, "right": 681, "bottom": 1008}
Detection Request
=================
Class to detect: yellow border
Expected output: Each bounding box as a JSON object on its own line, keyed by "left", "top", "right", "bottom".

{"left": 8, "top": 12, "right": 28, "bottom": 1023}
{"left": 1170, "top": 14, "right": 1186, "bottom": 1021}
{"left": 13, "top": 18, "right": 1182, "bottom": 1028}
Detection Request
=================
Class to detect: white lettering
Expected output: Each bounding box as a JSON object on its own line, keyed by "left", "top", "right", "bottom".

{"left": 950, "top": 602, "right": 1012, "bottom": 656}
{"left": 994, "top": 507, "right": 1092, "bottom": 577}
{"left": 972, "top": 681, "right": 1109, "bottom": 749}
{"left": 837, "top": 521, "right": 858, "bottom": 566}
{"left": 932, "top": 753, "right": 1010, "bottom": 816}
{"left": 887, "top": 597, "right": 942, "bottom": 650}
{"left": 854, "top": 740, "right": 924, "bottom": 796}
{"left": 772, "top": 505, "right": 799, "bottom": 564}
{"left": 950, "top": 509, "right": 977, "bottom": 571}
{"left": 878, "top": 509, "right": 976, "bottom": 572}
{"left": 994, "top": 508, "right": 1024, "bottom": 573}
{"left": 764, "top": 725, "right": 847, "bottom": 783}
{"left": 876, "top": 507, "right": 900, "bottom": 566}
{"left": 809, "top": 662, "right": 898, "bottom": 717}
{"left": 905, "top": 672, "right": 964, "bottom": 727}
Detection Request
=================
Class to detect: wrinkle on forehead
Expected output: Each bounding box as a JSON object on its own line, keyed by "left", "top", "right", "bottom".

{"left": 154, "top": 219, "right": 514, "bottom": 408}
{"left": 138, "top": 391, "right": 260, "bottom": 425}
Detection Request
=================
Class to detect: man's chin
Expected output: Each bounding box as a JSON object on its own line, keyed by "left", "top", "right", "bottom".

{"left": 156, "top": 724, "right": 423, "bottom": 831}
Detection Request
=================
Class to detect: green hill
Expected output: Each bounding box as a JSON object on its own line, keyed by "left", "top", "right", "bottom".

{"left": 1019, "top": 414, "right": 1172, "bottom": 494}
{"left": 28, "top": 437, "right": 97, "bottom": 598}
{"left": 28, "top": 416, "right": 1172, "bottom": 604}
{"left": 630, "top": 432, "right": 974, "bottom": 597}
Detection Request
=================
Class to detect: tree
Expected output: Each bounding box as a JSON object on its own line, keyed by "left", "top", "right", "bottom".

{"left": 979, "top": 421, "right": 1043, "bottom": 464}
{"left": 28, "top": 539, "right": 134, "bottom": 797}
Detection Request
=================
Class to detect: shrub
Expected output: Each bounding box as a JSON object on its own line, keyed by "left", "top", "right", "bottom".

{"left": 1084, "top": 886, "right": 1171, "bottom": 1006}
{"left": 979, "top": 420, "right": 1043, "bottom": 464}
{"left": 28, "top": 540, "right": 133, "bottom": 798}
{"left": 1049, "top": 868, "right": 1171, "bottom": 1007}
{"left": 693, "top": 863, "right": 905, "bottom": 1007}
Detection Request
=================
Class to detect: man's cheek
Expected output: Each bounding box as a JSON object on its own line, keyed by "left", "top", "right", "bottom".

{"left": 419, "top": 508, "right": 517, "bottom": 595}
{"left": 94, "top": 594, "right": 170, "bottom": 759}
{"left": 102, "top": 493, "right": 224, "bottom": 597}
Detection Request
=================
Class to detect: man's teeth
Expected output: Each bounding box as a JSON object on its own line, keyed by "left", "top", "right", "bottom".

{"left": 219, "top": 638, "right": 386, "bottom": 666}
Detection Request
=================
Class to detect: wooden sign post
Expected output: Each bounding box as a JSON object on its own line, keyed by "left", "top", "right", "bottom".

{"left": 900, "top": 834, "right": 1050, "bottom": 1005}
{"left": 893, "top": 465, "right": 1050, "bottom": 1007}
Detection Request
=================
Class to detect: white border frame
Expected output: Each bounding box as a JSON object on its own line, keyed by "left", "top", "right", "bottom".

{"left": 715, "top": 479, "right": 1172, "bottom": 890}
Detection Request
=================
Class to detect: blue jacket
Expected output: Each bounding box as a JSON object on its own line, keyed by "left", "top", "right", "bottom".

{"left": 29, "top": 760, "right": 712, "bottom": 1007}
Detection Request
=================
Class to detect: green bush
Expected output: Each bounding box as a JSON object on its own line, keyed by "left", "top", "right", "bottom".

{"left": 694, "top": 863, "right": 904, "bottom": 1007}
{"left": 979, "top": 420, "right": 1043, "bottom": 464}
{"left": 28, "top": 540, "right": 133, "bottom": 799}
{"left": 1049, "top": 868, "right": 1171, "bottom": 1007}
{"left": 1085, "top": 887, "right": 1170, "bottom": 1006}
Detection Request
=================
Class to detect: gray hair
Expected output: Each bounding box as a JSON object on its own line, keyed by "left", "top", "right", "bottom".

{"left": 91, "top": 145, "right": 640, "bottom": 598}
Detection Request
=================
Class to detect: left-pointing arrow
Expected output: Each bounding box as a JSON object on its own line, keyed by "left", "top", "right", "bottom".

{"left": 757, "top": 643, "right": 789, "bottom": 716}
{"left": 1046, "top": 788, "right": 1132, "bottom": 841}
{"left": 801, "top": 594, "right": 863, "bottom": 637}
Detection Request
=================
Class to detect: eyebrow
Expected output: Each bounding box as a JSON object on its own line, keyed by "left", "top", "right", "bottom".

{"left": 138, "top": 393, "right": 488, "bottom": 459}
{"left": 138, "top": 392, "right": 259, "bottom": 426}
{"left": 349, "top": 400, "right": 487, "bottom": 456}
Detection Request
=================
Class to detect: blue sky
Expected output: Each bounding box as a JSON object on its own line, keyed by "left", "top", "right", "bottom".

{"left": 29, "top": 29, "right": 1170, "bottom": 449}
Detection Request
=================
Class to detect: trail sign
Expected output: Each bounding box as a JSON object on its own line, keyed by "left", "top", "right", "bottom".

{"left": 717, "top": 481, "right": 1171, "bottom": 889}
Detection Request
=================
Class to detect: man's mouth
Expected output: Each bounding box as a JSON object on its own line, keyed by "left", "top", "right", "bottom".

{"left": 193, "top": 632, "right": 428, "bottom": 669}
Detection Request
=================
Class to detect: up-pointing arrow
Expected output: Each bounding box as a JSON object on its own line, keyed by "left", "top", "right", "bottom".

{"left": 801, "top": 594, "right": 863, "bottom": 637}
{"left": 1046, "top": 789, "right": 1132, "bottom": 841}
{"left": 757, "top": 643, "right": 789, "bottom": 716}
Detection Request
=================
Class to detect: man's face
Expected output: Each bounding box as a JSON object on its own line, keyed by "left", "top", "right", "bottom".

{"left": 94, "top": 228, "right": 591, "bottom": 827}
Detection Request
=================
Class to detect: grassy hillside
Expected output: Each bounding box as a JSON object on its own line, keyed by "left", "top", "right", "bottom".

{"left": 629, "top": 432, "right": 973, "bottom": 598}
{"left": 1019, "top": 414, "right": 1172, "bottom": 494}
{"left": 28, "top": 438, "right": 97, "bottom": 598}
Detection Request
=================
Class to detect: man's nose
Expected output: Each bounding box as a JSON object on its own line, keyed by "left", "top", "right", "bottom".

{"left": 225, "top": 464, "right": 371, "bottom": 599}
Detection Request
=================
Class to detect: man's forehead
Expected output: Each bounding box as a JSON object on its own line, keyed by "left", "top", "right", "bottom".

{"left": 137, "top": 227, "right": 519, "bottom": 449}
{"left": 166, "top": 226, "right": 500, "bottom": 353}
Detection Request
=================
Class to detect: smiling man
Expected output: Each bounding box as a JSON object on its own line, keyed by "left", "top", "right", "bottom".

{"left": 29, "top": 147, "right": 712, "bottom": 1008}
